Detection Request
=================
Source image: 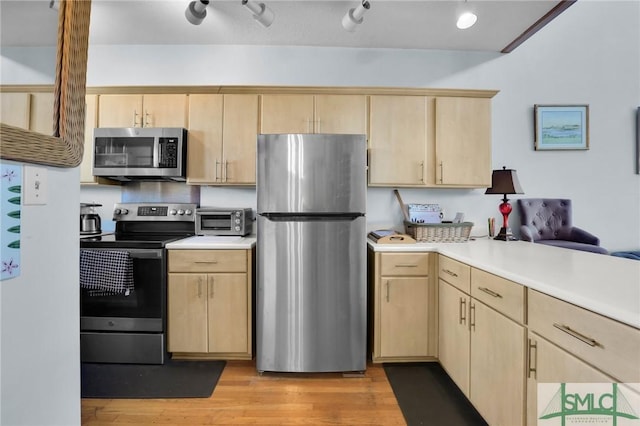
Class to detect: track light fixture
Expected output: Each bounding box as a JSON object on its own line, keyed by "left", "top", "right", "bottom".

{"left": 242, "top": 0, "right": 275, "bottom": 28}
{"left": 342, "top": 0, "right": 370, "bottom": 33}
{"left": 456, "top": 0, "right": 477, "bottom": 29}
{"left": 185, "top": 0, "right": 209, "bottom": 25}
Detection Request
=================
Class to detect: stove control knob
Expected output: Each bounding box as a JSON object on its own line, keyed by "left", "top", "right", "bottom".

{"left": 170, "top": 209, "right": 178, "bottom": 215}
{"left": 177, "top": 209, "right": 185, "bottom": 215}
{"left": 121, "top": 208, "right": 129, "bottom": 215}
{"left": 235, "top": 218, "right": 241, "bottom": 224}
{"left": 185, "top": 209, "right": 193, "bottom": 216}
{"left": 113, "top": 208, "right": 121, "bottom": 215}
{"left": 235, "top": 226, "right": 241, "bottom": 231}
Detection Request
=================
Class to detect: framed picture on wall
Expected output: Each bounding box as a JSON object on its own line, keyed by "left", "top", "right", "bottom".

{"left": 534, "top": 105, "right": 589, "bottom": 150}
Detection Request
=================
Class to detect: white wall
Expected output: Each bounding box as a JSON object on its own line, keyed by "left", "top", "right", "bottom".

{"left": 81, "top": 0, "right": 640, "bottom": 251}
{"left": 0, "top": 163, "right": 81, "bottom": 426}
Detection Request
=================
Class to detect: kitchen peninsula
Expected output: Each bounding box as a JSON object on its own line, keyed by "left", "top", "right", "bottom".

{"left": 368, "top": 238, "right": 640, "bottom": 426}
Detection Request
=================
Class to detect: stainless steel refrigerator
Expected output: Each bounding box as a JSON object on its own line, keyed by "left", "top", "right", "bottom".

{"left": 256, "top": 133, "right": 367, "bottom": 373}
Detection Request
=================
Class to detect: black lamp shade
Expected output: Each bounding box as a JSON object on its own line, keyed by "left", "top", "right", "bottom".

{"left": 485, "top": 167, "right": 524, "bottom": 195}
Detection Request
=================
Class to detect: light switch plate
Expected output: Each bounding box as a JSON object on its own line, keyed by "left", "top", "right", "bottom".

{"left": 23, "top": 166, "right": 47, "bottom": 205}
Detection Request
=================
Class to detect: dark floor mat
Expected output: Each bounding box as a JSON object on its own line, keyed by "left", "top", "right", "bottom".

{"left": 81, "top": 358, "right": 226, "bottom": 399}
{"left": 384, "top": 362, "right": 488, "bottom": 426}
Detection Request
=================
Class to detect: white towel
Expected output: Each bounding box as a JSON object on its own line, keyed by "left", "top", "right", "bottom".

{"left": 80, "top": 250, "right": 134, "bottom": 296}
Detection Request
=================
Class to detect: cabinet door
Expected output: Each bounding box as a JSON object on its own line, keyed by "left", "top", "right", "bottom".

{"left": 29, "top": 92, "right": 55, "bottom": 135}
{"left": 369, "top": 96, "right": 428, "bottom": 186}
{"left": 315, "top": 94, "right": 367, "bottom": 134}
{"left": 187, "top": 94, "right": 224, "bottom": 184}
{"left": 141, "top": 94, "right": 187, "bottom": 128}
{"left": 261, "top": 94, "right": 314, "bottom": 133}
{"left": 435, "top": 97, "right": 491, "bottom": 186}
{"left": 167, "top": 273, "right": 209, "bottom": 353}
{"left": 223, "top": 94, "right": 259, "bottom": 184}
{"left": 438, "top": 279, "right": 471, "bottom": 397}
{"left": 98, "top": 94, "right": 143, "bottom": 127}
{"left": 1, "top": 92, "right": 30, "bottom": 128}
{"left": 80, "top": 95, "right": 98, "bottom": 183}
{"left": 470, "top": 300, "right": 525, "bottom": 426}
{"left": 379, "top": 277, "right": 429, "bottom": 358}
{"left": 207, "top": 273, "right": 248, "bottom": 354}
{"left": 526, "top": 333, "right": 617, "bottom": 426}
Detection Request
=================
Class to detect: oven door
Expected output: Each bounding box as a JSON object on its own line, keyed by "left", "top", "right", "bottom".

{"left": 80, "top": 247, "right": 165, "bottom": 333}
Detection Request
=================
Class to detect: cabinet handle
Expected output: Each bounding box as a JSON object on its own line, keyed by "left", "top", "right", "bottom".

{"left": 459, "top": 297, "right": 466, "bottom": 325}
{"left": 144, "top": 110, "right": 151, "bottom": 127}
{"left": 195, "top": 260, "right": 218, "bottom": 264}
{"left": 420, "top": 161, "right": 425, "bottom": 183}
{"left": 439, "top": 161, "right": 444, "bottom": 184}
{"left": 197, "top": 278, "right": 203, "bottom": 298}
{"left": 209, "top": 279, "right": 215, "bottom": 299}
{"left": 215, "top": 160, "right": 221, "bottom": 182}
{"left": 527, "top": 338, "right": 537, "bottom": 379}
{"left": 385, "top": 280, "right": 390, "bottom": 303}
{"left": 477, "top": 286, "right": 503, "bottom": 298}
{"left": 470, "top": 303, "right": 476, "bottom": 331}
{"left": 224, "top": 160, "right": 229, "bottom": 183}
{"left": 133, "top": 110, "right": 140, "bottom": 127}
{"left": 395, "top": 263, "right": 418, "bottom": 268}
{"left": 553, "top": 323, "right": 599, "bottom": 347}
{"left": 442, "top": 268, "right": 458, "bottom": 277}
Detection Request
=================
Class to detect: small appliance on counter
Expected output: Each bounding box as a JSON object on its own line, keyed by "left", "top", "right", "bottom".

{"left": 80, "top": 203, "right": 102, "bottom": 235}
{"left": 195, "top": 207, "right": 253, "bottom": 236}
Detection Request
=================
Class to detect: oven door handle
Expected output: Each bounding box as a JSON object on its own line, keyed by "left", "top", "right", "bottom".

{"left": 127, "top": 251, "right": 162, "bottom": 259}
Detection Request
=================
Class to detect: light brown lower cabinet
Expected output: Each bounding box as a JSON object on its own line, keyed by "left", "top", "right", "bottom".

{"left": 438, "top": 257, "right": 525, "bottom": 426}
{"left": 525, "top": 332, "right": 616, "bottom": 426}
{"left": 167, "top": 249, "right": 253, "bottom": 360}
{"left": 370, "top": 251, "right": 437, "bottom": 362}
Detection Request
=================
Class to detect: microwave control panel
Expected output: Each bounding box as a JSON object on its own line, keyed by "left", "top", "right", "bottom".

{"left": 158, "top": 138, "right": 178, "bottom": 168}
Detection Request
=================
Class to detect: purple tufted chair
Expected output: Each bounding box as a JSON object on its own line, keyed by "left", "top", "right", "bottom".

{"left": 517, "top": 199, "right": 608, "bottom": 254}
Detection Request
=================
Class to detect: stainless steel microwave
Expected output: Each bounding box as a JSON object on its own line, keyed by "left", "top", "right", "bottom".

{"left": 93, "top": 128, "right": 187, "bottom": 181}
{"left": 196, "top": 208, "right": 253, "bottom": 236}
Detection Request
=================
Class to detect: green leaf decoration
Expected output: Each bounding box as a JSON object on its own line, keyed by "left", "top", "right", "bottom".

{"left": 7, "top": 225, "right": 20, "bottom": 234}
{"left": 8, "top": 240, "right": 20, "bottom": 249}
{"left": 7, "top": 210, "right": 20, "bottom": 219}
{"left": 8, "top": 185, "right": 21, "bottom": 194}
{"left": 8, "top": 196, "right": 20, "bottom": 205}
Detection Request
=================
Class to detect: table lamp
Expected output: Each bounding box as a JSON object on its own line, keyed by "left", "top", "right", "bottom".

{"left": 485, "top": 166, "right": 524, "bottom": 241}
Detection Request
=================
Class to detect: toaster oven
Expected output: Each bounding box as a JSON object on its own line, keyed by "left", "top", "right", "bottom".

{"left": 195, "top": 208, "right": 253, "bottom": 236}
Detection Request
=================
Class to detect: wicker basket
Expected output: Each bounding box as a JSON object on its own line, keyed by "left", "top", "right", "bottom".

{"left": 404, "top": 221, "right": 474, "bottom": 243}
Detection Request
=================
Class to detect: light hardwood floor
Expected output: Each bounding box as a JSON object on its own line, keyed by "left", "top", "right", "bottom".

{"left": 81, "top": 360, "right": 406, "bottom": 425}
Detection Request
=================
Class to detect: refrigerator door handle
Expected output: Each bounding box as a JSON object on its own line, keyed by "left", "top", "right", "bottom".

{"left": 260, "top": 213, "right": 364, "bottom": 222}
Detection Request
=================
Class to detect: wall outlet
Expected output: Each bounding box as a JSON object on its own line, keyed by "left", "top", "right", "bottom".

{"left": 23, "top": 166, "right": 48, "bottom": 205}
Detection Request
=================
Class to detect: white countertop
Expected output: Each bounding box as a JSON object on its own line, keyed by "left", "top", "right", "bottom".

{"left": 369, "top": 238, "right": 640, "bottom": 329}
{"left": 166, "top": 235, "right": 256, "bottom": 249}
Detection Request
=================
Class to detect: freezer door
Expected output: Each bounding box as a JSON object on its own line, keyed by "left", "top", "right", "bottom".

{"left": 256, "top": 215, "right": 366, "bottom": 373}
{"left": 257, "top": 134, "right": 367, "bottom": 214}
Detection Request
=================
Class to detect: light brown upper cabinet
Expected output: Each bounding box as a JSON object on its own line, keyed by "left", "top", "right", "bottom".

{"left": 187, "top": 94, "right": 259, "bottom": 185}
{"left": 98, "top": 94, "right": 188, "bottom": 128}
{"left": 1, "top": 91, "right": 54, "bottom": 135}
{"left": 434, "top": 97, "right": 491, "bottom": 187}
{"left": 80, "top": 95, "right": 118, "bottom": 185}
{"left": 368, "top": 95, "right": 428, "bottom": 186}
{"left": 1, "top": 92, "right": 31, "bottom": 129}
{"left": 261, "top": 94, "right": 367, "bottom": 135}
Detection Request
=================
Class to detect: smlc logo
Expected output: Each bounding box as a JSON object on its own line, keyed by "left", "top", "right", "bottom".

{"left": 538, "top": 383, "right": 640, "bottom": 426}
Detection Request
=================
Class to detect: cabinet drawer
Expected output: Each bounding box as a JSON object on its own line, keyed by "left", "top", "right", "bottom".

{"left": 529, "top": 290, "right": 640, "bottom": 382}
{"left": 169, "top": 250, "right": 247, "bottom": 273}
{"left": 438, "top": 255, "right": 470, "bottom": 293}
{"left": 380, "top": 253, "right": 429, "bottom": 276}
{"left": 471, "top": 268, "right": 525, "bottom": 323}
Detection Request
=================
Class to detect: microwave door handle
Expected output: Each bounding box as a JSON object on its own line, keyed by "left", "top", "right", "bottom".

{"left": 153, "top": 138, "right": 160, "bottom": 168}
